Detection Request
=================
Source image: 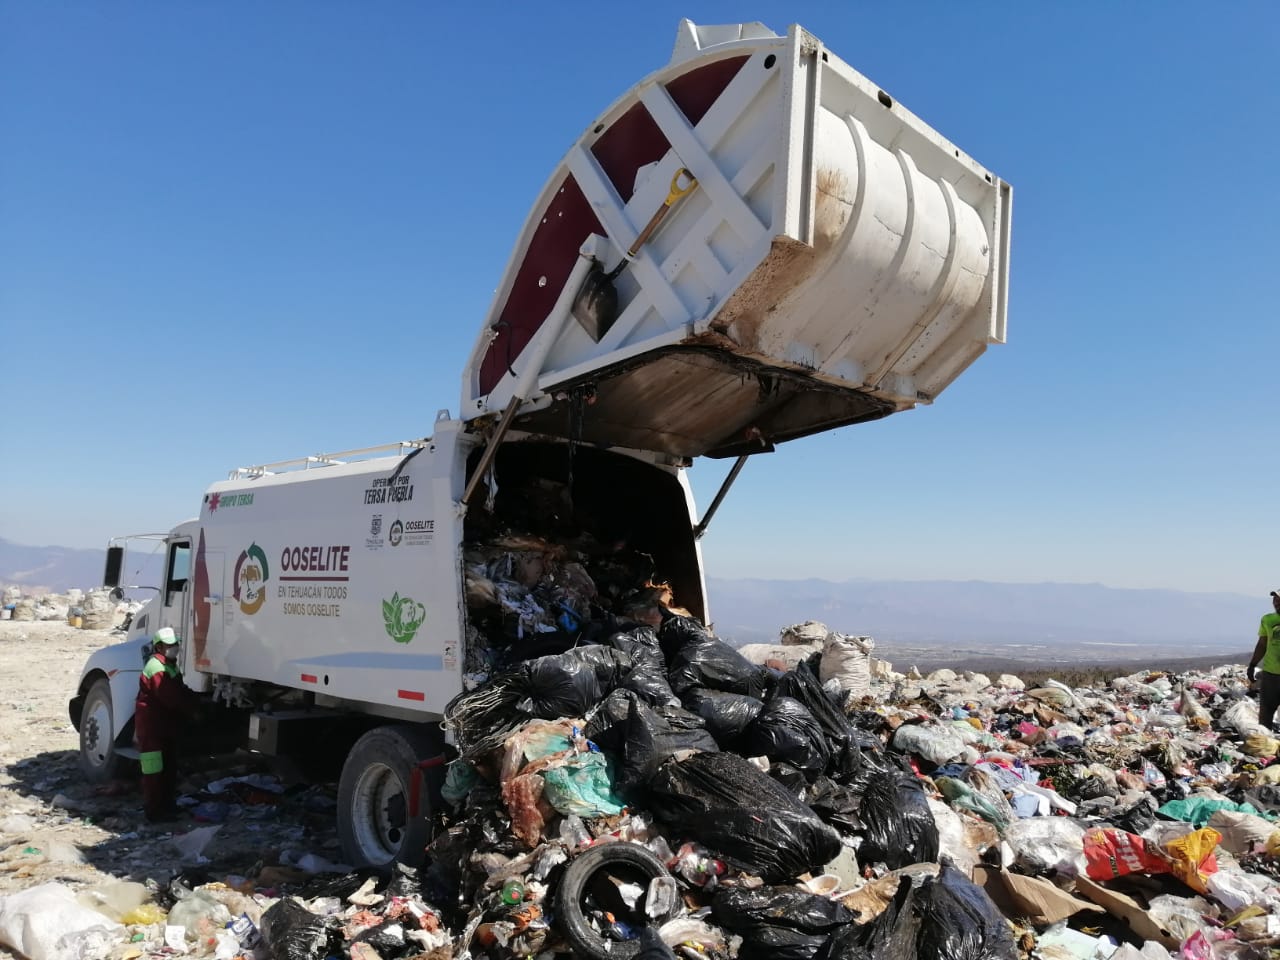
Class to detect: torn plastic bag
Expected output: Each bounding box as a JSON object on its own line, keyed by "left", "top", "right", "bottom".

{"left": 742, "top": 696, "right": 830, "bottom": 780}
{"left": 824, "top": 861, "right": 1017, "bottom": 960}
{"left": 850, "top": 759, "right": 938, "bottom": 869}
{"left": 542, "top": 751, "right": 627, "bottom": 818}
{"left": 711, "top": 886, "right": 854, "bottom": 960}
{"left": 661, "top": 617, "right": 771, "bottom": 698}
{"left": 517, "top": 646, "right": 631, "bottom": 718}
{"left": 259, "top": 897, "right": 340, "bottom": 960}
{"left": 616, "top": 696, "right": 719, "bottom": 793}
{"left": 647, "top": 751, "right": 842, "bottom": 883}
{"left": 681, "top": 688, "right": 764, "bottom": 745}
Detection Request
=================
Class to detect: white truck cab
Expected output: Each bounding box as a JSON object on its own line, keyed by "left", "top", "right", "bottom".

{"left": 71, "top": 19, "right": 1011, "bottom": 869}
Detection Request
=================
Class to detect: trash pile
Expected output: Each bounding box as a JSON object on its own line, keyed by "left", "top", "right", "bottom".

{"left": 1, "top": 586, "right": 130, "bottom": 627}
{"left": 5, "top": 620, "right": 1280, "bottom": 960}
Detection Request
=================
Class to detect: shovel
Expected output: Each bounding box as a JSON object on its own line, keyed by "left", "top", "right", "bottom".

{"left": 572, "top": 167, "right": 698, "bottom": 340}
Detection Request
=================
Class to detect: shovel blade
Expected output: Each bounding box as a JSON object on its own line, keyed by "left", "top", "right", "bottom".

{"left": 570, "top": 265, "right": 619, "bottom": 343}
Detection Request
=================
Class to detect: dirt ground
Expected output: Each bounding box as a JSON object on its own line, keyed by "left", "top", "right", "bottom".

{"left": 0, "top": 618, "right": 343, "bottom": 905}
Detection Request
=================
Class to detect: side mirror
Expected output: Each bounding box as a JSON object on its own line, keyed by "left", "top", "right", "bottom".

{"left": 103, "top": 546, "right": 124, "bottom": 589}
{"left": 109, "top": 587, "right": 125, "bottom": 602}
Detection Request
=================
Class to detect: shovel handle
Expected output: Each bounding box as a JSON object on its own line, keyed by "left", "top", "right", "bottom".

{"left": 626, "top": 167, "right": 698, "bottom": 258}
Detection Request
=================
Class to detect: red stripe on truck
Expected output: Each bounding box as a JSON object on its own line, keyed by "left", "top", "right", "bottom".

{"left": 300, "top": 674, "right": 317, "bottom": 684}
{"left": 397, "top": 690, "right": 425, "bottom": 702}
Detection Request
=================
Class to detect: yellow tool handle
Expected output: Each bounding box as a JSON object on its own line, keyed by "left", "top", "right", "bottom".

{"left": 627, "top": 167, "right": 699, "bottom": 257}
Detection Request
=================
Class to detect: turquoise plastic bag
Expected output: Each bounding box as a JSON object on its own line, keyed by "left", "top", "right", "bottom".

{"left": 541, "top": 753, "right": 626, "bottom": 817}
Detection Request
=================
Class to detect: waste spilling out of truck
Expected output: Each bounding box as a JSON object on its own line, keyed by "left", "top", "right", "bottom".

{"left": 69, "top": 18, "right": 1012, "bottom": 955}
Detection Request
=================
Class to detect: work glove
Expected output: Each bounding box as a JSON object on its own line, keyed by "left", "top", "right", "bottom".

{"left": 1248, "top": 666, "right": 1257, "bottom": 684}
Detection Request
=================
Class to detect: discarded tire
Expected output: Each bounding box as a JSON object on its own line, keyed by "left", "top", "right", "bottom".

{"left": 554, "top": 842, "right": 681, "bottom": 960}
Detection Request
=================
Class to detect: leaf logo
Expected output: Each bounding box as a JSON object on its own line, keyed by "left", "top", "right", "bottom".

{"left": 382, "top": 591, "right": 426, "bottom": 644}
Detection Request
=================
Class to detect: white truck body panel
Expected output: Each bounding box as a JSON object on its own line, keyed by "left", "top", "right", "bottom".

{"left": 462, "top": 21, "right": 1010, "bottom": 459}
{"left": 88, "top": 425, "right": 705, "bottom": 744}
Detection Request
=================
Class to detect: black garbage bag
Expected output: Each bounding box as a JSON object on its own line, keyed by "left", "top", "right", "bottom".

{"left": 660, "top": 616, "right": 772, "bottom": 699}
{"left": 608, "top": 624, "right": 664, "bottom": 660}
{"left": 1104, "top": 794, "right": 1157, "bottom": 834}
{"left": 516, "top": 646, "right": 631, "bottom": 718}
{"left": 617, "top": 695, "right": 719, "bottom": 792}
{"left": 774, "top": 661, "right": 853, "bottom": 746}
{"left": 657, "top": 614, "right": 715, "bottom": 659}
{"left": 647, "top": 751, "right": 842, "bottom": 883}
{"left": 742, "top": 696, "right": 830, "bottom": 780}
{"left": 636, "top": 926, "right": 679, "bottom": 960}
{"left": 712, "top": 885, "right": 854, "bottom": 960}
{"left": 774, "top": 661, "right": 884, "bottom": 776}
{"left": 805, "top": 776, "right": 862, "bottom": 835}
{"left": 823, "top": 861, "right": 1016, "bottom": 960}
{"left": 682, "top": 688, "right": 765, "bottom": 745}
{"left": 259, "top": 897, "right": 340, "bottom": 960}
{"left": 384, "top": 861, "right": 421, "bottom": 899}
{"left": 585, "top": 689, "right": 706, "bottom": 753}
{"left": 851, "top": 759, "right": 938, "bottom": 869}
{"left": 623, "top": 657, "right": 681, "bottom": 706}
{"left": 352, "top": 919, "right": 407, "bottom": 954}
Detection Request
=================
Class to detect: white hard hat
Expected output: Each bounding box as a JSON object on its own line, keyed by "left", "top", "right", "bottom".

{"left": 152, "top": 627, "right": 179, "bottom": 645}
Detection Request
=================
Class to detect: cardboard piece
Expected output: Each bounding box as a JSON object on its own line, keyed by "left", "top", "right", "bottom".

{"left": 1073, "top": 875, "right": 1181, "bottom": 950}
{"left": 973, "top": 865, "right": 1103, "bottom": 925}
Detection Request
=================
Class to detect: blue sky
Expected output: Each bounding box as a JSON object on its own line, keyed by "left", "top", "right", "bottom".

{"left": 2, "top": 3, "right": 1277, "bottom": 597}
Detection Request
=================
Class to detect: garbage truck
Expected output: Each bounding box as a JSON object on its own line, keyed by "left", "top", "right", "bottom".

{"left": 70, "top": 19, "right": 1011, "bottom": 868}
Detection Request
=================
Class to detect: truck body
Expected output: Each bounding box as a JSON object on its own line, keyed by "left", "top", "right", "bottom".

{"left": 71, "top": 19, "right": 1011, "bottom": 868}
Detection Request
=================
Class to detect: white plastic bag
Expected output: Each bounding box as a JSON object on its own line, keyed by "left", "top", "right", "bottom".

{"left": 818, "top": 633, "right": 873, "bottom": 697}
{"left": 891, "top": 724, "right": 965, "bottom": 765}
{"left": 1002, "top": 817, "right": 1085, "bottom": 876}
{"left": 0, "top": 883, "right": 124, "bottom": 960}
{"left": 1222, "top": 699, "right": 1265, "bottom": 738}
{"left": 927, "top": 797, "right": 978, "bottom": 875}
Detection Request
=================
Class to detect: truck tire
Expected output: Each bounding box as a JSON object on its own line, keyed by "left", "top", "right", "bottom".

{"left": 78, "top": 677, "right": 124, "bottom": 783}
{"left": 337, "top": 724, "right": 443, "bottom": 869}
{"left": 554, "top": 843, "right": 681, "bottom": 960}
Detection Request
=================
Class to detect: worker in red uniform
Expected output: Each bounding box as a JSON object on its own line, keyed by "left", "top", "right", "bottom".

{"left": 135, "top": 627, "right": 196, "bottom": 822}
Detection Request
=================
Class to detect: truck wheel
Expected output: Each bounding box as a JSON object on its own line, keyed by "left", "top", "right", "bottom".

{"left": 78, "top": 677, "right": 123, "bottom": 783}
{"left": 554, "top": 843, "right": 681, "bottom": 960}
{"left": 337, "top": 724, "right": 442, "bottom": 869}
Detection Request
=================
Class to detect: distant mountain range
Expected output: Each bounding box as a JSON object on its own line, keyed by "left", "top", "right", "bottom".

{"left": 2, "top": 537, "right": 1259, "bottom": 661}
{"left": 707, "top": 577, "right": 1258, "bottom": 654}
{"left": 0, "top": 537, "right": 106, "bottom": 594}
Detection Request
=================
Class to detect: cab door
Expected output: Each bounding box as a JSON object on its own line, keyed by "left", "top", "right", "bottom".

{"left": 159, "top": 537, "right": 192, "bottom": 651}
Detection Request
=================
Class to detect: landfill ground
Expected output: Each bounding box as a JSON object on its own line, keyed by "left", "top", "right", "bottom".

{"left": 6, "top": 612, "right": 1280, "bottom": 960}
{"left": 0, "top": 617, "right": 350, "bottom": 960}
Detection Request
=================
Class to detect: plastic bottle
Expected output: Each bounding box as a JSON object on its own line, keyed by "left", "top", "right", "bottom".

{"left": 500, "top": 877, "right": 526, "bottom": 905}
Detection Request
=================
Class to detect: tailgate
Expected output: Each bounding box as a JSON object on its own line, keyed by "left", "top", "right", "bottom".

{"left": 461, "top": 21, "right": 1011, "bottom": 459}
